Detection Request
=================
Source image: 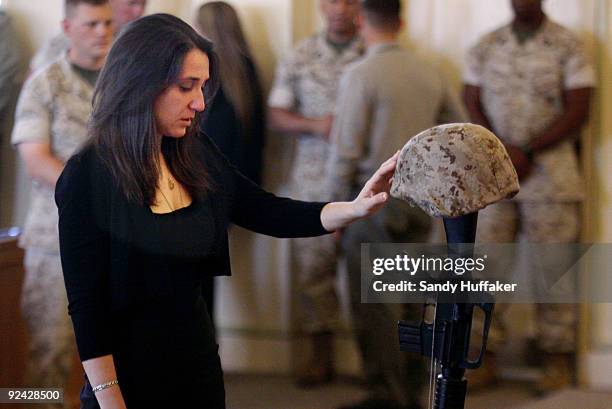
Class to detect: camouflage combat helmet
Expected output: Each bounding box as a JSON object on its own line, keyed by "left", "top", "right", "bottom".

{"left": 390, "top": 123, "right": 519, "bottom": 218}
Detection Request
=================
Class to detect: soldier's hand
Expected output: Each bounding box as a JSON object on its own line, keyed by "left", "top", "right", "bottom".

{"left": 505, "top": 144, "right": 532, "bottom": 180}
{"left": 311, "top": 115, "right": 334, "bottom": 140}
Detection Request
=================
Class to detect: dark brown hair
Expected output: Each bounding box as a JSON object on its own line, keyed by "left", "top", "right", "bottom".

{"left": 196, "top": 2, "right": 260, "bottom": 142}
{"left": 361, "top": 0, "right": 401, "bottom": 31}
{"left": 89, "top": 13, "right": 220, "bottom": 206}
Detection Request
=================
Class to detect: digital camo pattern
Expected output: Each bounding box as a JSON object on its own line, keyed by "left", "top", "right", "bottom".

{"left": 12, "top": 54, "right": 94, "bottom": 252}
{"left": 269, "top": 32, "right": 365, "bottom": 121}
{"left": 268, "top": 33, "right": 364, "bottom": 333}
{"left": 464, "top": 19, "right": 595, "bottom": 202}
{"left": 391, "top": 123, "right": 519, "bottom": 218}
{"left": 21, "top": 249, "right": 74, "bottom": 409}
{"left": 12, "top": 54, "right": 88, "bottom": 408}
{"left": 475, "top": 201, "right": 580, "bottom": 352}
{"left": 464, "top": 20, "right": 594, "bottom": 354}
{"left": 268, "top": 32, "right": 364, "bottom": 202}
{"left": 29, "top": 32, "right": 69, "bottom": 72}
{"left": 292, "top": 234, "right": 340, "bottom": 332}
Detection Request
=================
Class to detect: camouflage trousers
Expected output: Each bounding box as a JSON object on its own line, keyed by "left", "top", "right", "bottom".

{"left": 288, "top": 139, "right": 341, "bottom": 334}
{"left": 475, "top": 201, "right": 580, "bottom": 353}
{"left": 292, "top": 234, "right": 339, "bottom": 333}
{"left": 21, "top": 248, "right": 75, "bottom": 409}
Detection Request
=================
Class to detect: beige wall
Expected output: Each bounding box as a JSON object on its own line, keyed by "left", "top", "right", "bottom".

{"left": 597, "top": 0, "right": 612, "bottom": 242}
{"left": 590, "top": 0, "right": 612, "bottom": 377}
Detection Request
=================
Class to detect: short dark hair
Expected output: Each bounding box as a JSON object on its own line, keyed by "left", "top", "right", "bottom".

{"left": 65, "top": 0, "right": 109, "bottom": 18}
{"left": 90, "top": 13, "right": 220, "bottom": 205}
{"left": 361, "top": 0, "right": 401, "bottom": 31}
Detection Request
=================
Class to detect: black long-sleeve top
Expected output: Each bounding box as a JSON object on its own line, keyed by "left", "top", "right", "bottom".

{"left": 55, "top": 135, "right": 329, "bottom": 361}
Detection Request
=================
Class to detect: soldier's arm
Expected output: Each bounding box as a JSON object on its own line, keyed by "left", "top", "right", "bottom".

{"left": 523, "top": 31, "right": 594, "bottom": 155}
{"left": 463, "top": 84, "right": 532, "bottom": 180}
{"left": 17, "top": 142, "right": 64, "bottom": 188}
{"left": 267, "top": 46, "right": 334, "bottom": 140}
{"left": 12, "top": 72, "right": 64, "bottom": 188}
{"left": 268, "top": 107, "right": 333, "bottom": 139}
{"left": 526, "top": 87, "right": 592, "bottom": 153}
{"left": 462, "top": 39, "right": 496, "bottom": 133}
{"left": 462, "top": 85, "right": 495, "bottom": 132}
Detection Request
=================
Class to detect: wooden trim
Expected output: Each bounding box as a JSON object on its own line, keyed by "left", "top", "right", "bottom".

{"left": 0, "top": 237, "right": 26, "bottom": 389}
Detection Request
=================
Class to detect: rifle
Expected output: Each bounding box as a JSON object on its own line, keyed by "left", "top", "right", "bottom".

{"left": 398, "top": 212, "right": 495, "bottom": 409}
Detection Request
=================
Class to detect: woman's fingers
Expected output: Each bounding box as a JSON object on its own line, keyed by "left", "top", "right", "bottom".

{"left": 373, "top": 191, "right": 388, "bottom": 204}
{"left": 376, "top": 151, "right": 400, "bottom": 179}
{"left": 357, "top": 151, "right": 400, "bottom": 202}
{"left": 357, "top": 191, "right": 388, "bottom": 215}
{"left": 381, "top": 152, "right": 399, "bottom": 172}
{"left": 368, "top": 192, "right": 389, "bottom": 212}
{"left": 352, "top": 151, "right": 400, "bottom": 220}
{"left": 369, "top": 154, "right": 398, "bottom": 187}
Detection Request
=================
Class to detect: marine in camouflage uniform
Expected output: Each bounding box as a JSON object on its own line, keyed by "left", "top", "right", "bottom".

{"left": 30, "top": 33, "right": 70, "bottom": 73}
{"left": 463, "top": 4, "right": 595, "bottom": 389}
{"left": 12, "top": 51, "right": 102, "bottom": 407}
{"left": 30, "top": 0, "right": 147, "bottom": 72}
{"left": 268, "top": 31, "right": 364, "bottom": 360}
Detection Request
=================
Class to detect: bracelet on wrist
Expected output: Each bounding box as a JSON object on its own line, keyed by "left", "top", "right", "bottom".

{"left": 92, "top": 379, "right": 119, "bottom": 394}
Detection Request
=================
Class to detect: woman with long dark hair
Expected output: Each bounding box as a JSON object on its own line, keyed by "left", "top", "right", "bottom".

{"left": 194, "top": 1, "right": 265, "bottom": 329}
{"left": 195, "top": 1, "right": 265, "bottom": 184}
{"left": 56, "top": 14, "right": 397, "bottom": 409}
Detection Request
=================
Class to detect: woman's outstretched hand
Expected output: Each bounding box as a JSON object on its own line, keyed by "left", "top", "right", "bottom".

{"left": 320, "top": 151, "right": 399, "bottom": 232}
{"left": 352, "top": 150, "right": 399, "bottom": 217}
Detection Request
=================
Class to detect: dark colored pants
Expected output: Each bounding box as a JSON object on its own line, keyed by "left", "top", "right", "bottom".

{"left": 79, "top": 376, "right": 98, "bottom": 409}
{"left": 342, "top": 198, "right": 431, "bottom": 406}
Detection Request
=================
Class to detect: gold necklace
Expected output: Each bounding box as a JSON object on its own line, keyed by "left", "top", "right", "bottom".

{"left": 159, "top": 188, "right": 175, "bottom": 212}
{"left": 158, "top": 183, "right": 183, "bottom": 212}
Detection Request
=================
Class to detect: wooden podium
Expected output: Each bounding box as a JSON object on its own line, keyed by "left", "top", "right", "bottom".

{"left": 0, "top": 231, "right": 27, "bottom": 390}
{"left": 0, "top": 231, "right": 29, "bottom": 409}
{"left": 0, "top": 230, "right": 81, "bottom": 409}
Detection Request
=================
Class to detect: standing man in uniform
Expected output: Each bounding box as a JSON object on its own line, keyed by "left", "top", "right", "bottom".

{"left": 326, "top": 1, "right": 466, "bottom": 408}
{"left": 268, "top": 0, "right": 364, "bottom": 387}
{"left": 463, "top": 0, "right": 595, "bottom": 393}
{"left": 30, "top": 0, "right": 146, "bottom": 71}
{"left": 12, "top": 1, "right": 113, "bottom": 405}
